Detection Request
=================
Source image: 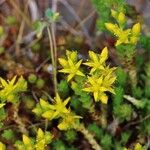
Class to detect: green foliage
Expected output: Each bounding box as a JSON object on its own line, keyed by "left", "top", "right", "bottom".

{"left": 116, "top": 44, "right": 136, "bottom": 59}
{"left": 52, "top": 140, "right": 66, "bottom": 150}
{"left": 120, "top": 131, "right": 131, "bottom": 145}
{"left": 113, "top": 87, "right": 124, "bottom": 106}
{"left": 88, "top": 123, "right": 103, "bottom": 140}
{"left": 132, "top": 86, "right": 143, "bottom": 99}
{"left": 92, "top": 0, "right": 126, "bottom": 30}
{"left": 71, "top": 78, "right": 93, "bottom": 110}
{"left": 113, "top": 104, "right": 133, "bottom": 122}
{"left": 116, "top": 67, "right": 127, "bottom": 87}
{"left": 0, "top": 108, "right": 7, "bottom": 121}
{"left": 64, "top": 129, "right": 77, "bottom": 143}
{"left": 140, "top": 120, "right": 150, "bottom": 135}
{"left": 140, "top": 35, "right": 150, "bottom": 52}
{"left": 2, "top": 129, "right": 15, "bottom": 140}
{"left": 100, "top": 133, "right": 112, "bottom": 150}
{"left": 144, "top": 61, "right": 150, "bottom": 98}
{"left": 33, "top": 20, "right": 46, "bottom": 38}
{"left": 58, "top": 80, "right": 70, "bottom": 98}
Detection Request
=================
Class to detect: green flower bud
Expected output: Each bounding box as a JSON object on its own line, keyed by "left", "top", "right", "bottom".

{"left": 36, "top": 78, "right": 45, "bottom": 89}
{"left": 28, "top": 74, "right": 37, "bottom": 84}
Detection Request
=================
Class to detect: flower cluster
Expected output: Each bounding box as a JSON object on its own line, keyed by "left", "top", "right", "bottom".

{"left": 105, "top": 10, "right": 141, "bottom": 46}
{"left": 59, "top": 47, "right": 116, "bottom": 104}
{"left": 32, "top": 93, "right": 81, "bottom": 130}
{"left": 15, "top": 128, "right": 53, "bottom": 150}
{"left": 0, "top": 76, "right": 27, "bottom": 107}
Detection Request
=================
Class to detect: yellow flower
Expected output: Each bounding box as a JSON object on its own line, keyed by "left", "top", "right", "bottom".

{"left": 124, "top": 143, "right": 145, "bottom": 150}
{"left": 35, "top": 128, "right": 53, "bottom": 150}
{"left": 105, "top": 23, "right": 131, "bottom": 46}
{"left": 83, "top": 71, "right": 116, "bottom": 104}
{"left": 130, "top": 23, "right": 141, "bottom": 44}
{"left": 42, "top": 93, "right": 70, "bottom": 120}
{"left": 105, "top": 10, "right": 141, "bottom": 46}
{"left": 0, "top": 142, "right": 6, "bottom": 150}
{"left": 59, "top": 50, "right": 85, "bottom": 81}
{"left": 58, "top": 113, "right": 82, "bottom": 130}
{"left": 83, "top": 47, "right": 108, "bottom": 74}
{"left": 134, "top": 143, "right": 142, "bottom": 150}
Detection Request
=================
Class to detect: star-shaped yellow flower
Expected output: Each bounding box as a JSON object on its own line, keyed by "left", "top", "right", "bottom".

{"left": 42, "top": 93, "right": 70, "bottom": 120}
{"left": 59, "top": 50, "right": 85, "bottom": 81}
{"left": 105, "top": 23, "right": 131, "bottom": 46}
{"left": 58, "top": 113, "right": 81, "bottom": 130}
{"left": 83, "top": 72, "right": 116, "bottom": 104}
{"left": 83, "top": 47, "right": 108, "bottom": 74}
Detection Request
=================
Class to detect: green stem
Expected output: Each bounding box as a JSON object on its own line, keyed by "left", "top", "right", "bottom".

{"left": 75, "top": 123, "right": 102, "bottom": 150}
{"left": 47, "top": 27, "right": 57, "bottom": 94}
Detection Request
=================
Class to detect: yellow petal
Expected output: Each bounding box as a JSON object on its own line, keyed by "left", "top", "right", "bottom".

{"left": 64, "top": 97, "right": 70, "bottom": 106}
{"left": 111, "top": 10, "right": 117, "bottom": 19}
{"left": 105, "top": 23, "right": 118, "bottom": 33}
{"left": 100, "top": 47, "right": 108, "bottom": 63}
{"left": 89, "top": 51, "right": 98, "bottom": 62}
{"left": 76, "top": 70, "right": 85, "bottom": 76}
{"left": 58, "top": 120, "right": 68, "bottom": 130}
{"left": 134, "top": 143, "right": 142, "bottom": 150}
{"left": 0, "top": 103, "right": 5, "bottom": 108}
{"left": 66, "top": 50, "right": 77, "bottom": 62}
{"left": 67, "top": 73, "right": 75, "bottom": 81}
{"left": 58, "top": 58, "right": 68, "bottom": 67}
{"left": 0, "top": 142, "right": 6, "bottom": 150}
{"left": 59, "top": 68, "right": 71, "bottom": 73}
{"left": 23, "top": 135, "right": 31, "bottom": 145}
{"left": 82, "top": 87, "right": 93, "bottom": 92}
{"left": 40, "top": 99, "right": 50, "bottom": 109}
{"left": 130, "top": 36, "right": 138, "bottom": 44}
{"left": 94, "top": 92, "right": 99, "bottom": 101}
{"left": 37, "top": 128, "right": 44, "bottom": 140}
{"left": 100, "top": 94, "right": 108, "bottom": 104}
{"left": 42, "top": 110, "right": 54, "bottom": 120}
{"left": 132, "top": 23, "right": 141, "bottom": 35}
{"left": 118, "top": 12, "right": 126, "bottom": 25}
{"left": 0, "top": 78, "right": 8, "bottom": 87}
{"left": 75, "top": 60, "right": 82, "bottom": 68}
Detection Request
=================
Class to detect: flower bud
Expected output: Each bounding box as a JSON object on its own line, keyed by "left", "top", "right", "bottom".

{"left": 132, "top": 23, "right": 141, "bottom": 35}
{"left": 118, "top": 12, "right": 126, "bottom": 25}
{"left": 111, "top": 10, "right": 117, "bottom": 19}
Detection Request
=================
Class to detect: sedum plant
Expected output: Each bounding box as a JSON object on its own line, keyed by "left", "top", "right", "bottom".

{"left": 15, "top": 128, "right": 53, "bottom": 150}
{"left": 32, "top": 93, "right": 81, "bottom": 130}
{"left": 59, "top": 47, "right": 116, "bottom": 104}
{"left": 105, "top": 10, "right": 141, "bottom": 46}
{"left": 0, "top": 76, "right": 27, "bottom": 105}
